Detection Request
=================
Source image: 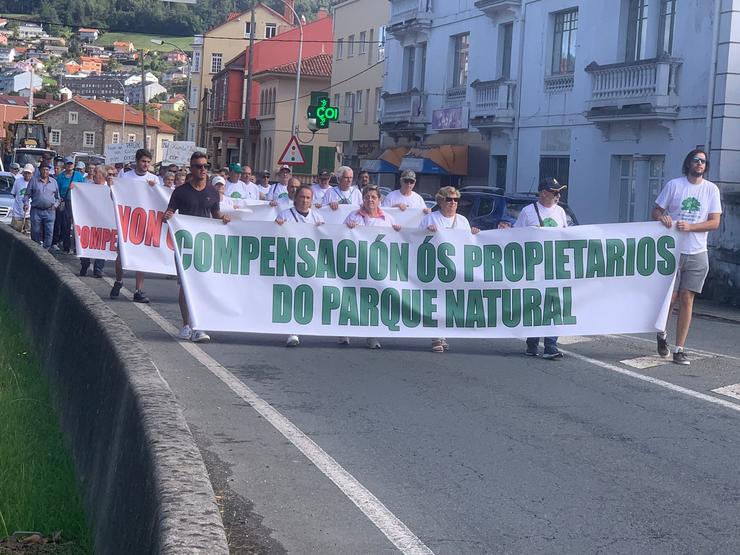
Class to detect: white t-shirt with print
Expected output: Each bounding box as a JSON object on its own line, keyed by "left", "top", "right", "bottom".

{"left": 225, "top": 179, "right": 260, "bottom": 200}
{"left": 277, "top": 207, "right": 325, "bottom": 225}
{"left": 381, "top": 189, "right": 426, "bottom": 209}
{"left": 344, "top": 210, "right": 397, "bottom": 228}
{"left": 418, "top": 211, "right": 472, "bottom": 232}
{"left": 11, "top": 175, "right": 32, "bottom": 217}
{"left": 266, "top": 182, "right": 289, "bottom": 202}
{"left": 514, "top": 202, "right": 568, "bottom": 228}
{"left": 323, "top": 186, "right": 362, "bottom": 206}
{"left": 655, "top": 176, "right": 722, "bottom": 254}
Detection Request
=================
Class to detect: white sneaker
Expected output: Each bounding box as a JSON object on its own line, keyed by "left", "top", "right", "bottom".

{"left": 178, "top": 324, "right": 192, "bottom": 340}
{"left": 286, "top": 335, "right": 300, "bottom": 347}
{"left": 338, "top": 336, "right": 350, "bottom": 345}
{"left": 366, "top": 338, "right": 381, "bottom": 349}
{"left": 191, "top": 330, "right": 210, "bottom": 343}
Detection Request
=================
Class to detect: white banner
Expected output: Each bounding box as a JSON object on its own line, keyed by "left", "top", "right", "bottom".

{"left": 162, "top": 141, "right": 197, "bottom": 165}
{"left": 111, "top": 179, "right": 176, "bottom": 275}
{"left": 70, "top": 182, "right": 118, "bottom": 261}
{"left": 167, "top": 216, "right": 679, "bottom": 338}
{"left": 105, "top": 142, "right": 143, "bottom": 164}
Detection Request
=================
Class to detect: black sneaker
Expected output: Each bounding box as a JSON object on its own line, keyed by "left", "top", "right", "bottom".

{"left": 673, "top": 351, "right": 690, "bottom": 365}
{"left": 109, "top": 280, "right": 123, "bottom": 298}
{"left": 542, "top": 348, "right": 564, "bottom": 360}
{"left": 93, "top": 271, "right": 103, "bottom": 278}
{"left": 79, "top": 265, "right": 89, "bottom": 277}
{"left": 657, "top": 334, "right": 669, "bottom": 357}
{"left": 525, "top": 345, "right": 539, "bottom": 357}
{"left": 133, "top": 290, "right": 150, "bottom": 304}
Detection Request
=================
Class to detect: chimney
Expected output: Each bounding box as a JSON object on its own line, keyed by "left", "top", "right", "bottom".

{"left": 284, "top": 0, "right": 295, "bottom": 25}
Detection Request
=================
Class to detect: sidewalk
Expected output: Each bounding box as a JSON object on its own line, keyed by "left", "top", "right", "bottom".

{"left": 694, "top": 298, "right": 740, "bottom": 324}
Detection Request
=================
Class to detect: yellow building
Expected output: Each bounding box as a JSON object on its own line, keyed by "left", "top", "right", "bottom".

{"left": 188, "top": 3, "right": 295, "bottom": 144}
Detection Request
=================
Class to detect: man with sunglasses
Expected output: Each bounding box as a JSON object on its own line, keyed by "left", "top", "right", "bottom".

{"left": 164, "top": 151, "right": 231, "bottom": 343}
{"left": 653, "top": 149, "right": 722, "bottom": 365}
{"left": 110, "top": 149, "right": 158, "bottom": 303}
{"left": 311, "top": 169, "right": 333, "bottom": 206}
{"left": 515, "top": 177, "right": 569, "bottom": 359}
{"left": 382, "top": 169, "right": 430, "bottom": 213}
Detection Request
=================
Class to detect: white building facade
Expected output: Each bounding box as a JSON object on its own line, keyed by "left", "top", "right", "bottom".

{"left": 381, "top": 0, "right": 740, "bottom": 226}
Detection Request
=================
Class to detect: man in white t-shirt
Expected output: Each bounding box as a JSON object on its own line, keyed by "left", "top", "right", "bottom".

{"left": 257, "top": 170, "right": 271, "bottom": 199}
{"left": 111, "top": 148, "right": 159, "bottom": 304}
{"left": 275, "top": 184, "right": 325, "bottom": 347}
{"left": 653, "top": 149, "right": 722, "bottom": 365}
{"left": 515, "top": 177, "right": 569, "bottom": 359}
{"left": 10, "top": 164, "right": 34, "bottom": 233}
{"left": 224, "top": 163, "right": 260, "bottom": 201}
{"left": 311, "top": 169, "right": 333, "bottom": 206}
{"left": 382, "top": 169, "right": 430, "bottom": 213}
{"left": 322, "top": 166, "right": 362, "bottom": 209}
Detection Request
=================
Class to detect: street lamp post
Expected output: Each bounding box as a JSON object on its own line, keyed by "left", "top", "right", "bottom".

{"left": 115, "top": 79, "right": 127, "bottom": 139}
{"left": 151, "top": 39, "right": 192, "bottom": 140}
{"left": 275, "top": 1, "right": 303, "bottom": 135}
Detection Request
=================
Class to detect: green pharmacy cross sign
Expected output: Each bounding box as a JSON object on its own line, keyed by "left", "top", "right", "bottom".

{"left": 307, "top": 97, "right": 339, "bottom": 129}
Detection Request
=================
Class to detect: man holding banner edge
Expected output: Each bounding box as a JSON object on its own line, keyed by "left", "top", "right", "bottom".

{"left": 164, "top": 151, "right": 231, "bottom": 343}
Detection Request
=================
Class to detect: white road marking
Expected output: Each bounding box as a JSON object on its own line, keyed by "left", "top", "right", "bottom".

{"left": 557, "top": 336, "right": 592, "bottom": 345}
{"left": 558, "top": 346, "right": 740, "bottom": 414}
{"left": 102, "top": 277, "right": 434, "bottom": 555}
{"left": 620, "top": 355, "right": 672, "bottom": 369}
{"left": 712, "top": 383, "right": 740, "bottom": 401}
{"left": 609, "top": 334, "right": 740, "bottom": 362}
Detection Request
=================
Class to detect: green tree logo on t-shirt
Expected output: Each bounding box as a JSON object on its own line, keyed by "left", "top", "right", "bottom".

{"left": 230, "top": 192, "right": 242, "bottom": 198}
{"left": 681, "top": 197, "right": 701, "bottom": 213}
{"left": 542, "top": 217, "right": 559, "bottom": 227}
{"left": 20, "top": 187, "right": 27, "bottom": 196}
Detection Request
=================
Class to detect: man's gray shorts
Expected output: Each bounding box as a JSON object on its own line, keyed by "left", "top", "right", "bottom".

{"left": 675, "top": 252, "right": 709, "bottom": 293}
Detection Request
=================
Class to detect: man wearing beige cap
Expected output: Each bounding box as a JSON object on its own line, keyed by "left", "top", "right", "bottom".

{"left": 382, "top": 169, "right": 430, "bottom": 212}
{"left": 10, "top": 163, "right": 34, "bottom": 233}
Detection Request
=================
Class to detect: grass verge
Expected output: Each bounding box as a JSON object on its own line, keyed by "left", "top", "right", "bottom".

{"left": 0, "top": 297, "right": 92, "bottom": 554}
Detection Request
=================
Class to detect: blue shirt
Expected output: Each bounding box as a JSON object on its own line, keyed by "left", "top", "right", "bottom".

{"left": 55, "top": 170, "right": 84, "bottom": 199}
{"left": 24, "top": 176, "right": 60, "bottom": 210}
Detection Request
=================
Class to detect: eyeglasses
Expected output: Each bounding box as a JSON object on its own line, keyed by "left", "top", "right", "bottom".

{"left": 107, "top": 173, "right": 116, "bottom": 177}
{"left": 444, "top": 197, "right": 459, "bottom": 203}
{"left": 192, "top": 163, "right": 211, "bottom": 170}
{"left": 692, "top": 157, "right": 707, "bottom": 165}
{"left": 402, "top": 178, "right": 416, "bottom": 184}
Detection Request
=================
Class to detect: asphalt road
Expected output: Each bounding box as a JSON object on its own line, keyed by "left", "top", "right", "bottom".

{"left": 60, "top": 255, "right": 740, "bottom": 554}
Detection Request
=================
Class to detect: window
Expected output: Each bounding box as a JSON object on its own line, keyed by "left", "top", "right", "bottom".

{"left": 128, "top": 133, "right": 136, "bottom": 143}
{"left": 616, "top": 155, "right": 664, "bottom": 222}
{"left": 244, "top": 21, "right": 253, "bottom": 38}
{"left": 419, "top": 43, "right": 427, "bottom": 91}
{"left": 265, "top": 23, "right": 277, "bottom": 39}
{"left": 539, "top": 156, "right": 570, "bottom": 203}
{"left": 364, "top": 88, "right": 370, "bottom": 124}
{"left": 336, "top": 38, "right": 344, "bottom": 60}
{"left": 344, "top": 92, "right": 354, "bottom": 117}
{"left": 404, "top": 46, "right": 416, "bottom": 90}
{"left": 359, "top": 31, "right": 367, "bottom": 55}
{"left": 492, "top": 156, "right": 507, "bottom": 190}
{"left": 333, "top": 93, "right": 340, "bottom": 109}
{"left": 375, "top": 87, "right": 382, "bottom": 121}
{"left": 658, "top": 0, "right": 676, "bottom": 56}
{"left": 69, "top": 111, "right": 78, "bottom": 124}
{"left": 348, "top": 34, "right": 355, "bottom": 57}
{"left": 355, "top": 90, "right": 363, "bottom": 113}
{"left": 112, "top": 132, "right": 120, "bottom": 144}
{"left": 451, "top": 33, "right": 470, "bottom": 88}
{"left": 192, "top": 50, "right": 201, "bottom": 73}
{"left": 552, "top": 9, "right": 578, "bottom": 74}
{"left": 146, "top": 135, "right": 151, "bottom": 149}
{"left": 50, "top": 129, "right": 61, "bottom": 145}
{"left": 83, "top": 131, "right": 95, "bottom": 148}
{"left": 377, "top": 27, "right": 386, "bottom": 62}
{"left": 367, "top": 28, "right": 374, "bottom": 64}
{"left": 499, "top": 22, "right": 513, "bottom": 79}
{"left": 626, "top": 0, "right": 649, "bottom": 62}
{"left": 210, "top": 52, "right": 222, "bottom": 73}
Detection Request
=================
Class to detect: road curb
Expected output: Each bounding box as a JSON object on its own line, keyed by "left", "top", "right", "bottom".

{"left": 0, "top": 226, "right": 229, "bottom": 555}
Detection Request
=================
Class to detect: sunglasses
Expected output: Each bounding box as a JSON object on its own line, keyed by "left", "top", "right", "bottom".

{"left": 546, "top": 190, "right": 561, "bottom": 196}
{"left": 444, "top": 197, "right": 459, "bottom": 203}
{"left": 403, "top": 178, "right": 416, "bottom": 184}
{"left": 692, "top": 157, "right": 707, "bottom": 164}
{"left": 192, "top": 163, "right": 211, "bottom": 170}
{"left": 107, "top": 173, "right": 116, "bottom": 177}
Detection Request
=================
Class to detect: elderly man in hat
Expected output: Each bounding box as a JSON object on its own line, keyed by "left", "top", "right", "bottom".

{"left": 51, "top": 157, "right": 85, "bottom": 252}
{"left": 382, "top": 169, "right": 430, "bottom": 212}
{"left": 225, "top": 162, "right": 260, "bottom": 200}
{"left": 8, "top": 162, "right": 21, "bottom": 177}
{"left": 266, "top": 164, "right": 292, "bottom": 205}
{"left": 514, "top": 177, "right": 569, "bottom": 359}
{"left": 10, "top": 163, "right": 34, "bottom": 233}
{"left": 24, "top": 161, "right": 60, "bottom": 249}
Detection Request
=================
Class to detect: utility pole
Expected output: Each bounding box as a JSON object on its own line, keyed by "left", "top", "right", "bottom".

{"left": 141, "top": 49, "right": 147, "bottom": 146}
{"left": 241, "top": 4, "right": 256, "bottom": 166}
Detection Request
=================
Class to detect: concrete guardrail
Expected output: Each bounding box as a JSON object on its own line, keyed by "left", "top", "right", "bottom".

{"left": 0, "top": 225, "right": 229, "bottom": 554}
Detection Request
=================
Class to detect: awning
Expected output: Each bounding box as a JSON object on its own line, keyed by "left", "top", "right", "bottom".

{"left": 361, "top": 146, "right": 410, "bottom": 173}
{"left": 399, "top": 145, "right": 468, "bottom": 176}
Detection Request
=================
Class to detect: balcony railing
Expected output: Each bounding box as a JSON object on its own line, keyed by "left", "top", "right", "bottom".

{"left": 389, "top": 0, "right": 433, "bottom": 33}
{"left": 381, "top": 90, "right": 426, "bottom": 124}
{"left": 446, "top": 86, "right": 467, "bottom": 105}
{"left": 585, "top": 58, "right": 681, "bottom": 119}
{"left": 470, "top": 80, "right": 516, "bottom": 122}
{"left": 544, "top": 73, "right": 574, "bottom": 93}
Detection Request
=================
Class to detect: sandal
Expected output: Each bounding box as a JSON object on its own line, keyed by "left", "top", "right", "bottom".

{"left": 432, "top": 339, "right": 445, "bottom": 353}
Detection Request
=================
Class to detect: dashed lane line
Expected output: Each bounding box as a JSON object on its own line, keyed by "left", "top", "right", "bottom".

{"left": 712, "top": 383, "right": 740, "bottom": 401}
{"left": 101, "top": 277, "right": 434, "bottom": 555}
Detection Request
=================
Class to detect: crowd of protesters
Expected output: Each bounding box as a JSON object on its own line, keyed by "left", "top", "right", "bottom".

{"left": 8, "top": 147, "right": 721, "bottom": 364}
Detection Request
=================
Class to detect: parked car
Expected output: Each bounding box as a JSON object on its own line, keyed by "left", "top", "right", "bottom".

{"left": 0, "top": 171, "right": 16, "bottom": 225}
{"left": 456, "top": 190, "right": 579, "bottom": 230}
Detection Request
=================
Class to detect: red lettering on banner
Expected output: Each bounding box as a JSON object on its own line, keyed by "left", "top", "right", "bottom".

{"left": 145, "top": 210, "right": 163, "bottom": 247}
{"left": 74, "top": 225, "right": 119, "bottom": 252}
{"left": 101, "top": 229, "right": 112, "bottom": 251}
{"left": 129, "top": 208, "right": 147, "bottom": 245}
{"left": 165, "top": 229, "right": 174, "bottom": 251}
{"left": 91, "top": 227, "right": 101, "bottom": 249}
{"left": 80, "top": 226, "right": 90, "bottom": 248}
{"left": 117, "top": 205, "right": 132, "bottom": 241}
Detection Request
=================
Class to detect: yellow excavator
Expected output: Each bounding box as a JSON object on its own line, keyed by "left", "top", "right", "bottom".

{"left": 2, "top": 120, "right": 57, "bottom": 169}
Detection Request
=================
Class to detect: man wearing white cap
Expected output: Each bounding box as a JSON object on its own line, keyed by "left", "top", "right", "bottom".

{"left": 10, "top": 164, "right": 34, "bottom": 233}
